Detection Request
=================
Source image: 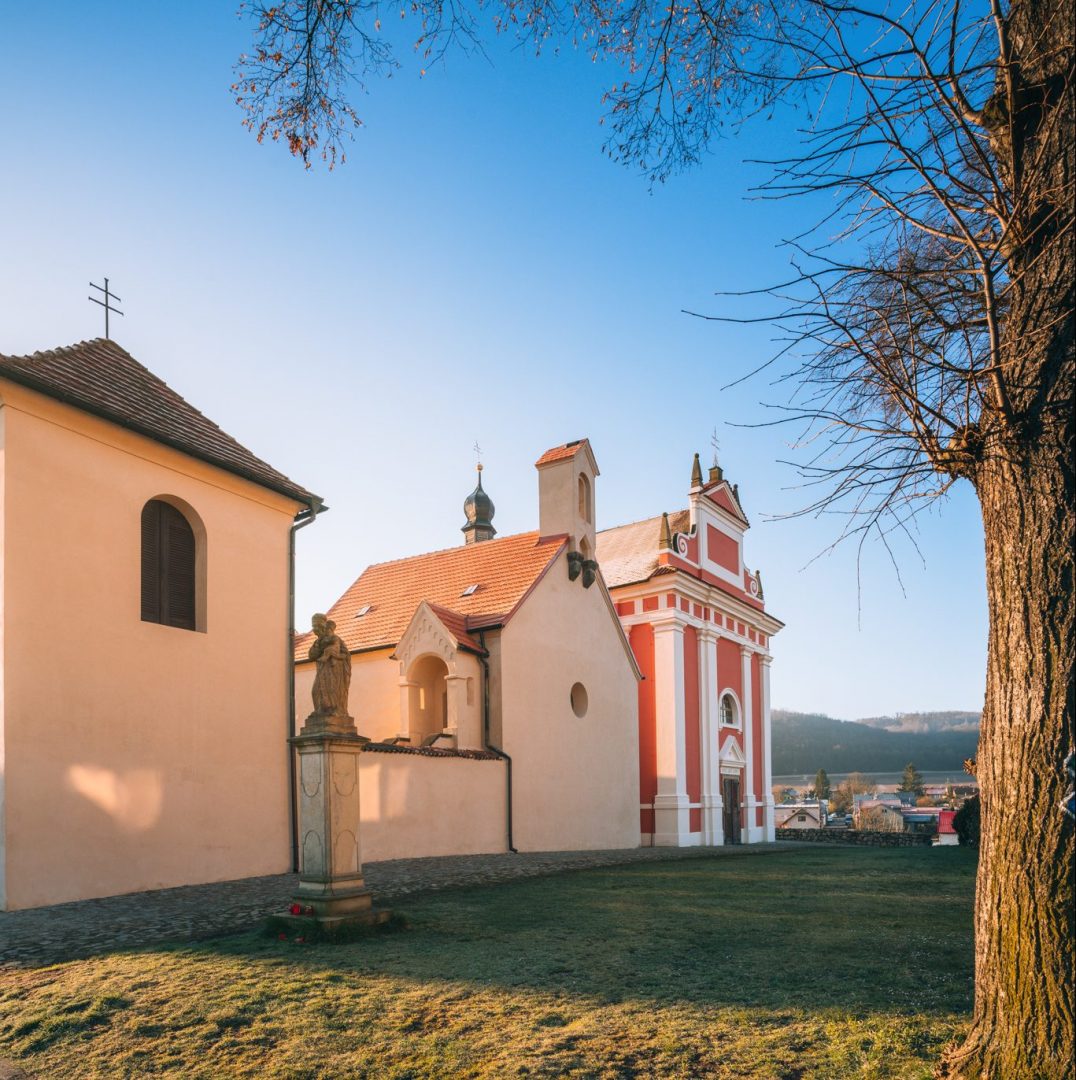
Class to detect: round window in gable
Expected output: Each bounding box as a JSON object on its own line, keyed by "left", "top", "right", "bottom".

{"left": 570, "top": 682, "right": 589, "bottom": 718}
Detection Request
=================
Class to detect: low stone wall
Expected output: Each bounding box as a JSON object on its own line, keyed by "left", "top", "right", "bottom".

{"left": 775, "top": 827, "right": 933, "bottom": 847}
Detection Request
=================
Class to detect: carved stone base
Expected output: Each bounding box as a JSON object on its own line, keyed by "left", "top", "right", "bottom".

{"left": 287, "top": 729, "right": 390, "bottom": 933}
{"left": 268, "top": 905, "right": 393, "bottom": 940}
{"left": 299, "top": 712, "right": 362, "bottom": 738}
{"left": 294, "top": 878, "right": 376, "bottom": 918}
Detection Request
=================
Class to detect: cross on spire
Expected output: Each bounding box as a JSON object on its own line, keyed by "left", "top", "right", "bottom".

{"left": 89, "top": 277, "right": 124, "bottom": 339}
{"left": 473, "top": 440, "right": 484, "bottom": 472}
{"left": 710, "top": 426, "right": 721, "bottom": 467}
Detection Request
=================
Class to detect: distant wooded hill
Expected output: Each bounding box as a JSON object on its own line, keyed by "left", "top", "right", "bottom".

{"left": 772, "top": 710, "right": 981, "bottom": 775}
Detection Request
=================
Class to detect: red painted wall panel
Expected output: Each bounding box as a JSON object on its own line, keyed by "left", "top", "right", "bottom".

{"left": 708, "top": 487, "right": 743, "bottom": 520}
{"left": 706, "top": 524, "right": 740, "bottom": 573}
{"left": 716, "top": 636, "right": 743, "bottom": 708}
{"left": 631, "top": 623, "right": 657, "bottom": 835}
{"left": 684, "top": 625, "right": 701, "bottom": 832}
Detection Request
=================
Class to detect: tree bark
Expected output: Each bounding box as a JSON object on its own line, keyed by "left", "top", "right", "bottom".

{"left": 940, "top": 3, "right": 1075, "bottom": 1071}
{"left": 941, "top": 438, "right": 1075, "bottom": 1078}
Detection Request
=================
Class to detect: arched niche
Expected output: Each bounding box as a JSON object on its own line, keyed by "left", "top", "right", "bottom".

{"left": 406, "top": 653, "right": 450, "bottom": 743}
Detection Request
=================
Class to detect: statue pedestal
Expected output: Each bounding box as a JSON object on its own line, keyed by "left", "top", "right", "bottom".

{"left": 279, "top": 723, "right": 390, "bottom": 935}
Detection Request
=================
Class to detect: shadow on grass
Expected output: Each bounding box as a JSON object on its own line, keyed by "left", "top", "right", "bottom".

{"left": 190, "top": 847, "right": 976, "bottom": 1017}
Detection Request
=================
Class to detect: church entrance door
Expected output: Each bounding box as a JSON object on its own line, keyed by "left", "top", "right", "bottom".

{"left": 722, "top": 777, "right": 741, "bottom": 844}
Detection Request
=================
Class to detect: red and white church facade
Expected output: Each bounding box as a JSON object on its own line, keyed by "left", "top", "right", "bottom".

{"left": 598, "top": 455, "right": 784, "bottom": 846}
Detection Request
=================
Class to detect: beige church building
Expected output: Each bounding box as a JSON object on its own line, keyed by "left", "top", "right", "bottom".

{"left": 294, "top": 441, "right": 643, "bottom": 859}
{"left": 296, "top": 440, "right": 782, "bottom": 861}
{"left": 0, "top": 340, "right": 320, "bottom": 910}
{"left": 1, "top": 338, "right": 780, "bottom": 911}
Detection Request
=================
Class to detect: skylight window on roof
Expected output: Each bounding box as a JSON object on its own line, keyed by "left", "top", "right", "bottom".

{"left": 354, "top": 604, "right": 373, "bottom": 617}
{"left": 461, "top": 584, "right": 480, "bottom": 597}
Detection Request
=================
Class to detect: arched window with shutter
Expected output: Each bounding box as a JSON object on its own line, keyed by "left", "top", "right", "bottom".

{"left": 141, "top": 499, "right": 200, "bottom": 630}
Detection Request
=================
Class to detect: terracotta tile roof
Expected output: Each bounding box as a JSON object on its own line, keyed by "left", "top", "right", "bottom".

{"left": 0, "top": 338, "right": 317, "bottom": 506}
{"left": 295, "top": 531, "right": 566, "bottom": 659}
{"left": 362, "top": 742, "right": 502, "bottom": 761}
{"left": 424, "top": 602, "right": 488, "bottom": 655}
{"left": 535, "top": 439, "right": 587, "bottom": 467}
{"left": 596, "top": 510, "right": 691, "bottom": 588}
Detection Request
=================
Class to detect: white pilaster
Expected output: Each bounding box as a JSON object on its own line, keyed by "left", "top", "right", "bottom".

{"left": 761, "top": 655, "right": 775, "bottom": 842}
{"left": 652, "top": 618, "right": 692, "bottom": 846}
{"left": 741, "top": 645, "right": 762, "bottom": 844}
{"left": 698, "top": 628, "right": 723, "bottom": 845}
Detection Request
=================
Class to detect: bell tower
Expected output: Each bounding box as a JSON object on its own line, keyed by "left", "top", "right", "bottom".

{"left": 535, "top": 439, "right": 599, "bottom": 559}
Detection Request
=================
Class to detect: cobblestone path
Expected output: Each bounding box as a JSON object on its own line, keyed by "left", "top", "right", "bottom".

{"left": 0, "top": 843, "right": 810, "bottom": 967}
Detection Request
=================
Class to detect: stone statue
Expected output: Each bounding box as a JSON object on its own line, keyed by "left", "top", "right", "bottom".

{"left": 307, "top": 613, "right": 353, "bottom": 728}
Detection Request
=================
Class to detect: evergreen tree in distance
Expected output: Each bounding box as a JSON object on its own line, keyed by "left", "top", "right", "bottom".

{"left": 899, "top": 762, "right": 926, "bottom": 797}
{"left": 814, "top": 769, "right": 832, "bottom": 800}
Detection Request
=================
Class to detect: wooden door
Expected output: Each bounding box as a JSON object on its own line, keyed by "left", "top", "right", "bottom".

{"left": 722, "top": 778, "right": 741, "bottom": 844}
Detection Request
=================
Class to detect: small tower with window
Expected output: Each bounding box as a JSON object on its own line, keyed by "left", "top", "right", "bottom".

{"left": 535, "top": 439, "right": 599, "bottom": 562}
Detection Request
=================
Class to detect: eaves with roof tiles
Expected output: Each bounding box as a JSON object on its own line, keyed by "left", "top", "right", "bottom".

{"left": 595, "top": 510, "right": 691, "bottom": 589}
{"left": 0, "top": 339, "right": 318, "bottom": 507}
{"left": 295, "top": 530, "right": 567, "bottom": 660}
{"left": 534, "top": 440, "right": 588, "bottom": 467}
{"left": 422, "top": 602, "right": 489, "bottom": 656}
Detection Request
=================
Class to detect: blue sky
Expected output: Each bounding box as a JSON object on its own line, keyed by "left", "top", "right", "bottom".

{"left": 0, "top": 2, "right": 988, "bottom": 718}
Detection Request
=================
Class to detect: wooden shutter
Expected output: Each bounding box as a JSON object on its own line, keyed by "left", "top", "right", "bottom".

{"left": 141, "top": 499, "right": 197, "bottom": 630}
{"left": 161, "top": 505, "right": 196, "bottom": 630}
{"left": 141, "top": 501, "right": 162, "bottom": 623}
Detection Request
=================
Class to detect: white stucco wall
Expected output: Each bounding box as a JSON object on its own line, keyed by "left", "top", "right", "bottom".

{"left": 358, "top": 750, "right": 507, "bottom": 861}
{"left": 499, "top": 551, "right": 640, "bottom": 852}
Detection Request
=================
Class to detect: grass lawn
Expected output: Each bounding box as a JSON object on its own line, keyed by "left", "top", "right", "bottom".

{"left": 0, "top": 847, "right": 976, "bottom": 1078}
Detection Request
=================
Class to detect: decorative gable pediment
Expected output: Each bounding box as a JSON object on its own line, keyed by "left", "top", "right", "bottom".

{"left": 719, "top": 735, "right": 747, "bottom": 768}
{"left": 701, "top": 479, "right": 750, "bottom": 529}
{"left": 395, "top": 602, "right": 462, "bottom": 672}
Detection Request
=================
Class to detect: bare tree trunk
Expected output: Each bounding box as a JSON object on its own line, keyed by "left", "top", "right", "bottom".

{"left": 941, "top": 435, "right": 1075, "bottom": 1077}
{"left": 940, "top": 1, "right": 1076, "bottom": 1066}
